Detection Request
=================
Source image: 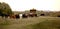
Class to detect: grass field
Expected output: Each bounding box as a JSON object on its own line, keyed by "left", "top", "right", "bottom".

{"left": 0, "top": 16, "right": 60, "bottom": 29}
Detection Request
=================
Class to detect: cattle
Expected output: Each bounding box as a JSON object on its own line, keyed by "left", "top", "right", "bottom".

{"left": 0, "top": 14, "right": 20, "bottom": 19}
{"left": 4, "top": 14, "right": 10, "bottom": 18}
{"left": 9, "top": 14, "right": 16, "bottom": 19}
{"left": 29, "top": 13, "right": 34, "bottom": 17}
{"left": 40, "top": 14, "right": 45, "bottom": 16}
{"left": 0, "top": 14, "right": 9, "bottom": 19}
{"left": 29, "top": 13, "right": 37, "bottom": 17}
{"left": 15, "top": 14, "right": 20, "bottom": 19}
{"left": 34, "top": 14, "right": 37, "bottom": 17}
{"left": 57, "top": 15, "right": 60, "bottom": 17}
{"left": 22, "top": 13, "right": 38, "bottom": 18}
{"left": 22, "top": 13, "right": 29, "bottom": 18}
{"left": 0, "top": 13, "right": 38, "bottom": 19}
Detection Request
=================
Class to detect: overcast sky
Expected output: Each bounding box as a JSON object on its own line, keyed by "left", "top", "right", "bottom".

{"left": 0, "top": 0, "right": 60, "bottom": 11}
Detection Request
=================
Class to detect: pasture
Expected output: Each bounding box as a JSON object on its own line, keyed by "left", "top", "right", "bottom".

{"left": 0, "top": 16, "right": 60, "bottom": 29}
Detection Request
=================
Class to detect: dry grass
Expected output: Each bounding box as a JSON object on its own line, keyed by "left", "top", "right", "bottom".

{"left": 0, "top": 16, "right": 60, "bottom": 29}
{"left": 29, "top": 19, "right": 60, "bottom": 29}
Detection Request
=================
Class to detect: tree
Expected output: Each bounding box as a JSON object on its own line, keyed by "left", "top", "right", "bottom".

{"left": 0, "top": 2, "right": 12, "bottom": 16}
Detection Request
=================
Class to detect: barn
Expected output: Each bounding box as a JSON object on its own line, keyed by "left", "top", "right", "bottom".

{"left": 29, "top": 8, "right": 37, "bottom": 17}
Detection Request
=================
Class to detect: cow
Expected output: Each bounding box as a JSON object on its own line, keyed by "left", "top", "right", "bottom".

{"left": 29, "top": 13, "right": 37, "bottom": 17}
{"left": 57, "top": 15, "right": 60, "bottom": 17}
{"left": 15, "top": 14, "right": 20, "bottom": 19}
{"left": 40, "top": 14, "right": 45, "bottom": 16}
{"left": 29, "top": 13, "right": 34, "bottom": 17}
{"left": 9, "top": 14, "right": 16, "bottom": 19}
{"left": 22, "top": 13, "right": 29, "bottom": 18}
{"left": 0, "top": 14, "right": 9, "bottom": 18}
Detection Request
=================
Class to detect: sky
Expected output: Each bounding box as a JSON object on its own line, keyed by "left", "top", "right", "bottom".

{"left": 0, "top": 0, "right": 60, "bottom": 11}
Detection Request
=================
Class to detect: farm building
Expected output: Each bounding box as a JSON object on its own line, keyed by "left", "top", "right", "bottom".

{"left": 30, "top": 8, "right": 36, "bottom": 14}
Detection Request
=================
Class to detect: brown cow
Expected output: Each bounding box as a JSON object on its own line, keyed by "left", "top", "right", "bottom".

{"left": 9, "top": 14, "right": 16, "bottom": 19}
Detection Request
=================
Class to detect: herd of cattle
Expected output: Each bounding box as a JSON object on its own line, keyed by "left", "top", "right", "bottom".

{"left": 0, "top": 13, "right": 38, "bottom": 19}
{"left": 0, "top": 13, "right": 60, "bottom": 19}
